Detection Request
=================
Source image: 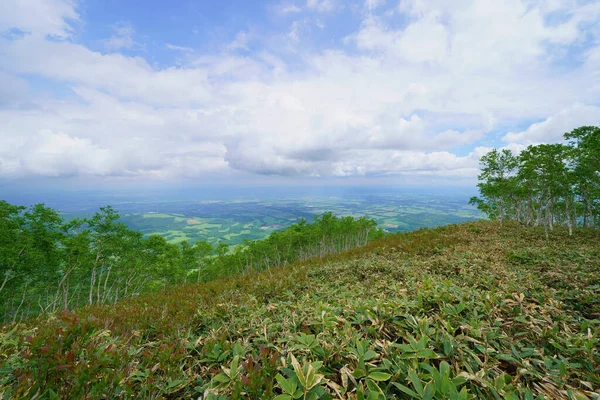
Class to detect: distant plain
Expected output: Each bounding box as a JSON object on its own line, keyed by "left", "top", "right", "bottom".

{"left": 6, "top": 186, "right": 482, "bottom": 245}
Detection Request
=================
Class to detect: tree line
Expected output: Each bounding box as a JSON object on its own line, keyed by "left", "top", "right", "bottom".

{"left": 470, "top": 125, "right": 600, "bottom": 234}
{"left": 0, "top": 204, "right": 383, "bottom": 323}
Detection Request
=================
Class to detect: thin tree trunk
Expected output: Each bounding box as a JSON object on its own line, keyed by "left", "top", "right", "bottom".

{"left": 565, "top": 196, "right": 573, "bottom": 236}
{"left": 13, "top": 281, "right": 29, "bottom": 323}
{"left": 0, "top": 274, "right": 10, "bottom": 297}
{"left": 62, "top": 282, "right": 69, "bottom": 311}
{"left": 102, "top": 265, "right": 112, "bottom": 304}
{"left": 55, "top": 264, "right": 77, "bottom": 311}
{"left": 96, "top": 266, "right": 104, "bottom": 304}
{"left": 89, "top": 267, "right": 96, "bottom": 305}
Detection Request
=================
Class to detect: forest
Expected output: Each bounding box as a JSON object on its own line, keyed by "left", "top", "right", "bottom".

{"left": 470, "top": 126, "right": 600, "bottom": 235}
{"left": 0, "top": 205, "right": 382, "bottom": 323}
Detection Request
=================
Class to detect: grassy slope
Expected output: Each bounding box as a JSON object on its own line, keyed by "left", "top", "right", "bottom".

{"left": 1, "top": 221, "right": 599, "bottom": 399}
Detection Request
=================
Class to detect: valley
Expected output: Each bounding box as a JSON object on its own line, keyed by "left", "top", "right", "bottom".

{"left": 69, "top": 191, "right": 481, "bottom": 245}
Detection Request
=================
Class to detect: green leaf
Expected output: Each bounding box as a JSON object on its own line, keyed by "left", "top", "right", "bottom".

{"left": 273, "top": 395, "right": 291, "bottom": 400}
{"left": 306, "top": 392, "right": 319, "bottom": 400}
{"left": 452, "top": 376, "right": 467, "bottom": 386}
{"left": 367, "top": 379, "right": 382, "bottom": 393}
{"left": 166, "top": 379, "right": 185, "bottom": 389}
{"left": 276, "top": 374, "right": 297, "bottom": 395}
{"left": 400, "top": 352, "right": 418, "bottom": 359}
{"left": 440, "top": 361, "right": 450, "bottom": 377}
{"left": 423, "top": 382, "right": 436, "bottom": 400}
{"left": 408, "top": 369, "right": 424, "bottom": 396}
{"left": 352, "top": 368, "right": 367, "bottom": 379}
{"left": 363, "top": 350, "right": 378, "bottom": 361}
{"left": 230, "top": 355, "right": 239, "bottom": 377}
{"left": 213, "top": 373, "right": 230, "bottom": 383}
{"left": 416, "top": 348, "right": 438, "bottom": 359}
{"left": 394, "top": 343, "right": 414, "bottom": 352}
{"left": 392, "top": 383, "right": 419, "bottom": 398}
{"left": 367, "top": 390, "right": 380, "bottom": 400}
{"left": 443, "top": 340, "right": 453, "bottom": 356}
{"left": 368, "top": 372, "right": 392, "bottom": 382}
{"left": 431, "top": 368, "right": 442, "bottom": 393}
{"left": 415, "top": 336, "right": 428, "bottom": 350}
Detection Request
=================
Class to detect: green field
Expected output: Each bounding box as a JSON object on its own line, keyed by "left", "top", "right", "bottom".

{"left": 113, "top": 194, "right": 481, "bottom": 245}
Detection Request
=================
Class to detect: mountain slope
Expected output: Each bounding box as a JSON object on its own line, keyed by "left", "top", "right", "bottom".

{"left": 1, "top": 221, "right": 599, "bottom": 399}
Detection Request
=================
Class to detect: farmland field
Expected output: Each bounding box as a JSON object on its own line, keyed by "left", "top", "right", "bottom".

{"left": 6, "top": 186, "right": 482, "bottom": 245}
{"left": 105, "top": 192, "right": 481, "bottom": 245}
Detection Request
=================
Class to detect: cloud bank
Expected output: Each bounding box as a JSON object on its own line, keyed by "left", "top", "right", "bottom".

{"left": 0, "top": 0, "right": 599, "bottom": 182}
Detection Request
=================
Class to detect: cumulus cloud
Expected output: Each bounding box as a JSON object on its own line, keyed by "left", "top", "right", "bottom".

{"left": 0, "top": 0, "right": 79, "bottom": 38}
{"left": 18, "top": 130, "right": 118, "bottom": 177}
{"left": 0, "top": 0, "right": 599, "bottom": 182}
{"left": 503, "top": 104, "right": 600, "bottom": 145}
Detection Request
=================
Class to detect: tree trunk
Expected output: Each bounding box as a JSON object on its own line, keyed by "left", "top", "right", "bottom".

{"left": 0, "top": 274, "right": 10, "bottom": 297}
{"left": 12, "top": 281, "right": 29, "bottom": 323}
{"left": 89, "top": 267, "right": 96, "bottom": 305}
{"left": 565, "top": 196, "right": 573, "bottom": 236}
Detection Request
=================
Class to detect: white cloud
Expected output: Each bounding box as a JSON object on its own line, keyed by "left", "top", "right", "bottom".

{"left": 166, "top": 43, "right": 194, "bottom": 53}
{"left": 18, "top": 130, "right": 118, "bottom": 177}
{"left": 288, "top": 21, "right": 302, "bottom": 42}
{"left": 103, "top": 22, "right": 138, "bottom": 51}
{"left": 0, "top": 35, "right": 213, "bottom": 106}
{"left": 0, "top": 71, "right": 30, "bottom": 106}
{"left": 354, "top": 14, "right": 448, "bottom": 62}
{"left": 276, "top": 0, "right": 338, "bottom": 14}
{"left": 306, "top": 0, "right": 337, "bottom": 13}
{"left": 0, "top": 0, "right": 599, "bottom": 182}
{"left": 0, "top": 0, "right": 79, "bottom": 38}
{"left": 365, "top": 0, "right": 385, "bottom": 11}
{"left": 228, "top": 30, "right": 251, "bottom": 51}
{"left": 277, "top": 3, "right": 303, "bottom": 14}
{"left": 503, "top": 104, "right": 600, "bottom": 145}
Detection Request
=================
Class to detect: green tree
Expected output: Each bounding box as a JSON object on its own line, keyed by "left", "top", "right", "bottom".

{"left": 565, "top": 126, "right": 600, "bottom": 228}
{"left": 470, "top": 149, "right": 519, "bottom": 224}
{"left": 472, "top": 125, "right": 600, "bottom": 233}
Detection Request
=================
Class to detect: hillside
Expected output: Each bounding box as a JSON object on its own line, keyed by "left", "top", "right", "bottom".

{"left": 1, "top": 221, "right": 599, "bottom": 399}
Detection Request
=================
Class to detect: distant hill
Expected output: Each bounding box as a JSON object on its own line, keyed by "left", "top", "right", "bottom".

{"left": 1, "top": 221, "right": 599, "bottom": 399}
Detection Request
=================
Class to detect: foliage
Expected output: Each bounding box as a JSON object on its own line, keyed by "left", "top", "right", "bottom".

{"left": 0, "top": 204, "right": 382, "bottom": 323}
{"left": 1, "top": 221, "right": 598, "bottom": 399}
{"left": 470, "top": 125, "right": 600, "bottom": 234}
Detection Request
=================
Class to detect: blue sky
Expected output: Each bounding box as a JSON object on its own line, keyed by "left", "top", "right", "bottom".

{"left": 0, "top": 0, "right": 599, "bottom": 188}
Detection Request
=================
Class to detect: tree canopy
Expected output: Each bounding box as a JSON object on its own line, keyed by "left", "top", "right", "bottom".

{"left": 470, "top": 125, "right": 600, "bottom": 234}
{"left": 0, "top": 204, "right": 382, "bottom": 323}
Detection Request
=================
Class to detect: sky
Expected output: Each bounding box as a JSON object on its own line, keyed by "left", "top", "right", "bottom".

{"left": 0, "top": 0, "right": 599, "bottom": 190}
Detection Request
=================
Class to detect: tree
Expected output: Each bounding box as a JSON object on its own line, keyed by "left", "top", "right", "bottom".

{"left": 0, "top": 200, "right": 384, "bottom": 322}
{"left": 565, "top": 126, "right": 600, "bottom": 228}
{"left": 472, "top": 125, "right": 600, "bottom": 233}
{"left": 470, "top": 149, "right": 519, "bottom": 225}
